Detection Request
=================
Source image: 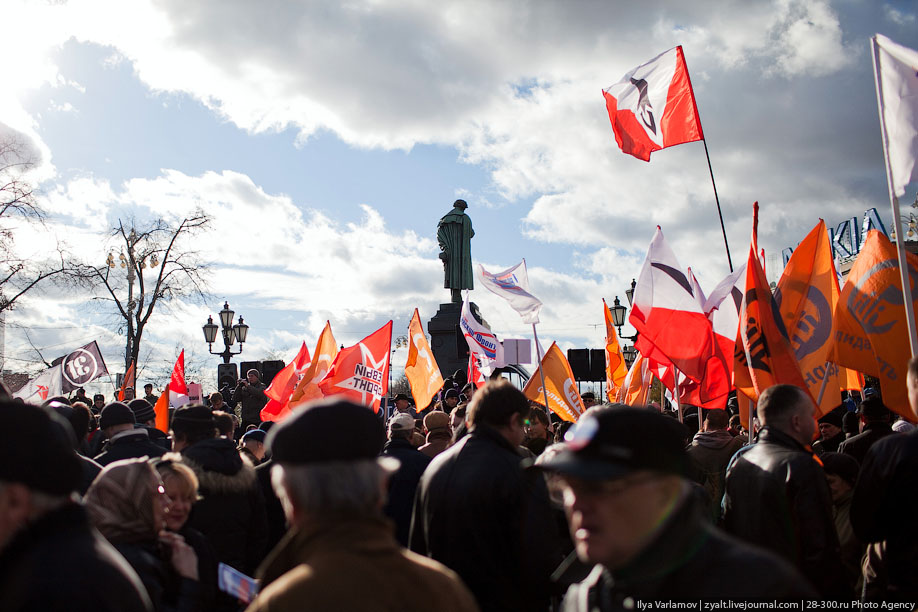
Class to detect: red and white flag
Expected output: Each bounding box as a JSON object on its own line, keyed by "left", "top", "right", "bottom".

{"left": 467, "top": 354, "right": 486, "bottom": 389}
{"left": 630, "top": 227, "right": 715, "bottom": 383}
{"left": 318, "top": 321, "right": 392, "bottom": 413}
{"left": 167, "top": 350, "right": 188, "bottom": 408}
{"left": 602, "top": 46, "right": 703, "bottom": 161}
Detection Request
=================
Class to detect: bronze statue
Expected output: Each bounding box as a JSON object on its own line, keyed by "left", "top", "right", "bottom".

{"left": 437, "top": 199, "right": 475, "bottom": 303}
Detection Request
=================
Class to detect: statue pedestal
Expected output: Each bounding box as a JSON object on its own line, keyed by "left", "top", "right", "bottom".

{"left": 427, "top": 302, "right": 467, "bottom": 383}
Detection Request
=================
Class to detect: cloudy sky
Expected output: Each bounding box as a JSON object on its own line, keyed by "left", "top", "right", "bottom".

{"left": 2, "top": 0, "right": 917, "bottom": 392}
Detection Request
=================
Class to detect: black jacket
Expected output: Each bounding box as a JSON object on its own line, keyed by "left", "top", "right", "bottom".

{"left": 850, "top": 429, "right": 918, "bottom": 601}
{"left": 255, "top": 458, "right": 288, "bottom": 555}
{"left": 722, "top": 427, "right": 847, "bottom": 597}
{"left": 381, "top": 437, "right": 431, "bottom": 547}
{"left": 409, "top": 423, "right": 564, "bottom": 612}
{"left": 113, "top": 540, "right": 198, "bottom": 612}
{"left": 182, "top": 438, "right": 268, "bottom": 575}
{"left": 838, "top": 422, "right": 896, "bottom": 465}
{"left": 0, "top": 503, "right": 152, "bottom": 612}
{"left": 232, "top": 382, "right": 268, "bottom": 426}
{"left": 562, "top": 492, "right": 816, "bottom": 610}
{"left": 94, "top": 429, "right": 167, "bottom": 466}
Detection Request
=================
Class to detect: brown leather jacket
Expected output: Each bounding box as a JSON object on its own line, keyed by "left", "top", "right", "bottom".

{"left": 247, "top": 515, "right": 479, "bottom": 612}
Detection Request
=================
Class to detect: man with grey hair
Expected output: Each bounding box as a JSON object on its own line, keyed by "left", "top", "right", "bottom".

{"left": 723, "top": 384, "right": 847, "bottom": 597}
{"left": 247, "top": 398, "right": 477, "bottom": 612}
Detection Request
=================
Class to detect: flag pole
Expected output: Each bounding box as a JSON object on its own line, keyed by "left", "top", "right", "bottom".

{"left": 815, "top": 360, "right": 833, "bottom": 407}
{"left": 698, "top": 405, "right": 703, "bottom": 432}
{"left": 531, "top": 323, "right": 552, "bottom": 417}
{"left": 871, "top": 35, "right": 918, "bottom": 357}
{"left": 681, "top": 46, "right": 733, "bottom": 273}
{"left": 673, "top": 367, "right": 683, "bottom": 423}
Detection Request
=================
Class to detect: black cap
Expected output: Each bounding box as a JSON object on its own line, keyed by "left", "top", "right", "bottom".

{"left": 0, "top": 401, "right": 82, "bottom": 495}
{"left": 818, "top": 411, "right": 843, "bottom": 428}
{"left": 540, "top": 405, "right": 690, "bottom": 480}
{"left": 172, "top": 404, "right": 216, "bottom": 427}
{"left": 267, "top": 398, "right": 384, "bottom": 465}
{"left": 128, "top": 398, "right": 156, "bottom": 423}
{"left": 581, "top": 391, "right": 596, "bottom": 401}
{"left": 394, "top": 393, "right": 410, "bottom": 402}
{"left": 444, "top": 389, "right": 460, "bottom": 400}
{"left": 99, "top": 402, "right": 136, "bottom": 429}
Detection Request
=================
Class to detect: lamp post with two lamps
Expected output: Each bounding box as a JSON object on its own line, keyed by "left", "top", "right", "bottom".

{"left": 202, "top": 301, "right": 250, "bottom": 364}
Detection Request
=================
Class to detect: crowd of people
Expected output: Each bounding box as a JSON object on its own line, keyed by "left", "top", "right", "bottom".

{"left": 1, "top": 359, "right": 917, "bottom": 611}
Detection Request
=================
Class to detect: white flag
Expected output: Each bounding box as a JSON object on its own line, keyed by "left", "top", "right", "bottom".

{"left": 477, "top": 260, "right": 543, "bottom": 324}
{"left": 13, "top": 364, "right": 64, "bottom": 403}
{"left": 460, "top": 292, "right": 504, "bottom": 374}
{"left": 874, "top": 34, "right": 918, "bottom": 197}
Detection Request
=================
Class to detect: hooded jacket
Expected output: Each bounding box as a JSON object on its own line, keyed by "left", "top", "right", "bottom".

{"left": 181, "top": 438, "right": 268, "bottom": 576}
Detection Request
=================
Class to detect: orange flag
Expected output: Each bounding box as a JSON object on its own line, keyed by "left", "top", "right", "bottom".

{"left": 616, "top": 352, "right": 653, "bottom": 406}
{"left": 153, "top": 385, "right": 169, "bottom": 432}
{"left": 603, "top": 299, "right": 628, "bottom": 401}
{"left": 774, "top": 220, "right": 842, "bottom": 417}
{"left": 118, "top": 360, "right": 135, "bottom": 401}
{"left": 522, "top": 342, "right": 584, "bottom": 422}
{"left": 289, "top": 322, "right": 338, "bottom": 407}
{"left": 261, "top": 342, "right": 312, "bottom": 422}
{"left": 734, "top": 203, "right": 811, "bottom": 402}
{"left": 405, "top": 309, "right": 443, "bottom": 412}
{"left": 318, "top": 321, "right": 392, "bottom": 413}
{"left": 833, "top": 230, "right": 918, "bottom": 420}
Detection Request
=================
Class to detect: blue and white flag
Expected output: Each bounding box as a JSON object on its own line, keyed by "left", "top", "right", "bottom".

{"left": 460, "top": 292, "right": 504, "bottom": 374}
{"left": 477, "top": 260, "right": 543, "bottom": 324}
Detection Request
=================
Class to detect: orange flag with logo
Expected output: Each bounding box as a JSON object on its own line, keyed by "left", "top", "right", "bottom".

{"left": 734, "top": 203, "right": 811, "bottom": 402}
{"left": 261, "top": 342, "right": 312, "bottom": 422}
{"left": 118, "top": 360, "right": 135, "bottom": 401}
{"left": 774, "top": 220, "right": 842, "bottom": 417}
{"left": 522, "top": 342, "right": 584, "bottom": 422}
{"left": 289, "top": 322, "right": 338, "bottom": 407}
{"left": 603, "top": 299, "right": 628, "bottom": 401}
{"left": 833, "top": 230, "right": 918, "bottom": 420}
{"left": 405, "top": 309, "right": 443, "bottom": 412}
{"left": 318, "top": 321, "right": 392, "bottom": 413}
{"left": 616, "top": 352, "right": 653, "bottom": 406}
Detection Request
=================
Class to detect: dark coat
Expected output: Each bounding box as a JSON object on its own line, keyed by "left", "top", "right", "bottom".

{"left": 0, "top": 503, "right": 152, "bottom": 612}
{"left": 78, "top": 454, "right": 103, "bottom": 495}
{"left": 418, "top": 429, "right": 452, "bottom": 459}
{"left": 94, "top": 430, "right": 167, "bottom": 466}
{"left": 686, "top": 429, "right": 745, "bottom": 520}
{"left": 381, "top": 437, "right": 431, "bottom": 547}
{"left": 113, "top": 540, "right": 198, "bottom": 612}
{"left": 838, "top": 422, "right": 896, "bottom": 465}
{"left": 409, "top": 423, "right": 564, "bottom": 612}
{"left": 178, "top": 525, "right": 218, "bottom": 612}
{"left": 232, "top": 381, "right": 268, "bottom": 427}
{"left": 722, "top": 427, "right": 847, "bottom": 597}
{"left": 850, "top": 429, "right": 918, "bottom": 601}
{"left": 182, "top": 438, "right": 268, "bottom": 576}
{"left": 562, "top": 493, "right": 815, "bottom": 610}
{"left": 812, "top": 431, "right": 846, "bottom": 455}
{"left": 255, "top": 458, "right": 288, "bottom": 554}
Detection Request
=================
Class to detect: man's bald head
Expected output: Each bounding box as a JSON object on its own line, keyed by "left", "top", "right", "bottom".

{"left": 758, "top": 384, "right": 816, "bottom": 445}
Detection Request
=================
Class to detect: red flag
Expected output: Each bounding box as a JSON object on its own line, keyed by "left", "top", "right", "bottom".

{"left": 467, "top": 354, "right": 486, "bottom": 389}
{"left": 630, "top": 226, "right": 715, "bottom": 383}
{"left": 261, "top": 342, "right": 312, "bottom": 422}
{"left": 318, "top": 321, "right": 392, "bottom": 413}
{"left": 602, "top": 46, "right": 703, "bottom": 161}
{"left": 118, "top": 360, "right": 135, "bottom": 401}
{"left": 168, "top": 350, "right": 187, "bottom": 395}
{"left": 734, "top": 203, "right": 810, "bottom": 402}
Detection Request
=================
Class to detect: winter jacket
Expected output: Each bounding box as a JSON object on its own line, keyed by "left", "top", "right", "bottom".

{"left": 409, "top": 423, "right": 564, "bottom": 612}
{"left": 812, "top": 431, "right": 846, "bottom": 455}
{"left": 113, "top": 539, "right": 199, "bottom": 612}
{"left": 850, "top": 429, "right": 918, "bottom": 601}
{"left": 0, "top": 503, "right": 152, "bottom": 612}
{"left": 381, "top": 437, "right": 431, "bottom": 547}
{"left": 418, "top": 428, "right": 452, "bottom": 459}
{"left": 254, "top": 458, "right": 287, "bottom": 555}
{"left": 232, "top": 382, "right": 268, "bottom": 427}
{"left": 686, "top": 429, "right": 744, "bottom": 520}
{"left": 562, "top": 492, "right": 815, "bottom": 611}
{"left": 181, "top": 438, "right": 269, "bottom": 576}
{"left": 249, "top": 515, "right": 479, "bottom": 612}
{"left": 838, "top": 422, "right": 896, "bottom": 465}
{"left": 722, "top": 427, "right": 848, "bottom": 598}
{"left": 94, "top": 429, "right": 167, "bottom": 466}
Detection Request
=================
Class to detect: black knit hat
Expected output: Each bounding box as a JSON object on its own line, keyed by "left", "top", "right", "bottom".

{"left": 540, "top": 405, "right": 691, "bottom": 480}
{"left": 818, "top": 410, "right": 844, "bottom": 429}
{"left": 99, "top": 402, "right": 136, "bottom": 429}
{"left": 267, "top": 398, "right": 385, "bottom": 465}
{"left": 0, "top": 401, "right": 81, "bottom": 495}
{"left": 128, "top": 398, "right": 156, "bottom": 424}
{"left": 171, "top": 404, "right": 216, "bottom": 427}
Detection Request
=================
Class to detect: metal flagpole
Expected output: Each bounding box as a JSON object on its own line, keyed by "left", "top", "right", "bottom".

{"left": 531, "top": 324, "right": 552, "bottom": 416}
{"left": 872, "top": 35, "right": 918, "bottom": 357}
{"left": 674, "top": 367, "right": 683, "bottom": 423}
{"left": 681, "top": 46, "right": 734, "bottom": 273}
{"left": 698, "top": 405, "right": 704, "bottom": 432}
{"left": 815, "top": 360, "right": 833, "bottom": 407}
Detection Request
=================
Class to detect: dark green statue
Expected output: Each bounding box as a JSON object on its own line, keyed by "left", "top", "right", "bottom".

{"left": 437, "top": 199, "right": 475, "bottom": 303}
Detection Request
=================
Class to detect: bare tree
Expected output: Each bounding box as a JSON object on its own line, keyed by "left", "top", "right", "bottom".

{"left": 73, "top": 212, "right": 211, "bottom": 372}
{"left": 0, "top": 136, "right": 68, "bottom": 313}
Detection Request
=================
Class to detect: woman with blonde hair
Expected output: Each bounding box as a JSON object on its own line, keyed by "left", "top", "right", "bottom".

{"left": 85, "top": 458, "right": 200, "bottom": 612}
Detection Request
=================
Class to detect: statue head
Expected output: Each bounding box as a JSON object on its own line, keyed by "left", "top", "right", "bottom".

{"left": 453, "top": 199, "right": 468, "bottom": 210}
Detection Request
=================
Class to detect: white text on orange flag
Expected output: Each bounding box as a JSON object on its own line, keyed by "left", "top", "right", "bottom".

{"left": 522, "top": 342, "right": 584, "bottom": 422}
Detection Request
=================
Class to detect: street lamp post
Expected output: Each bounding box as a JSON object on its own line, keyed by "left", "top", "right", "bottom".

{"left": 107, "top": 229, "right": 159, "bottom": 371}
{"left": 202, "top": 301, "right": 250, "bottom": 364}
